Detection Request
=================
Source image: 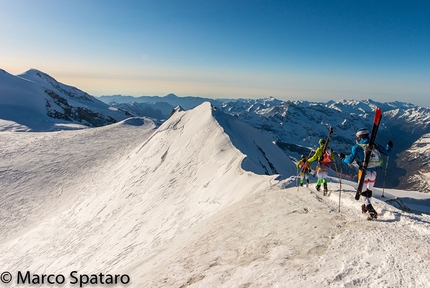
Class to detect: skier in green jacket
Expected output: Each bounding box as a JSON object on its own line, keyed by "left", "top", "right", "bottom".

{"left": 307, "top": 139, "right": 334, "bottom": 195}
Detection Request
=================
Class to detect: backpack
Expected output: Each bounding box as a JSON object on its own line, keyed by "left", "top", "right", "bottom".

{"left": 359, "top": 143, "right": 383, "bottom": 168}
{"left": 299, "top": 160, "right": 310, "bottom": 172}
{"left": 320, "top": 149, "right": 333, "bottom": 164}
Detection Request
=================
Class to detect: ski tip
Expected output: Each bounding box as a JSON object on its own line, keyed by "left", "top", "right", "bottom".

{"left": 375, "top": 107, "right": 382, "bottom": 121}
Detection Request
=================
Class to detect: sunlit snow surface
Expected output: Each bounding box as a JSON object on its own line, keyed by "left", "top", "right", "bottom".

{"left": 0, "top": 103, "right": 429, "bottom": 287}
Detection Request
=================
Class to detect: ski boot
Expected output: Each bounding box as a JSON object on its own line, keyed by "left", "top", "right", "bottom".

{"left": 323, "top": 183, "right": 328, "bottom": 196}
{"left": 366, "top": 204, "right": 378, "bottom": 220}
{"left": 315, "top": 185, "right": 321, "bottom": 192}
{"left": 361, "top": 204, "right": 368, "bottom": 214}
{"left": 360, "top": 189, "right": 373, "bottom": 198}
{"left": 306, "top": 179, "right": 309, "bottom": 188}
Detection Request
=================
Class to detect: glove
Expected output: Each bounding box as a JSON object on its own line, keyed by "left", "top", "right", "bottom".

{"left": 387, "top": 140, "right": 393, "bottom": 148}
{"left": 339, "top": 153, "right": 346, "bottom": 159}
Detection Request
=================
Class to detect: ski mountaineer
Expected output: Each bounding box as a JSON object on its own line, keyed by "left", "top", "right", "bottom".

{"left": 296, "top": 154, "right": 311, "bottom": 187}
{"left": 339, "top": 128, "right": 393, "bottom": 219}
{"left": 307, "top": 139, "right": 334, "bottom": 195}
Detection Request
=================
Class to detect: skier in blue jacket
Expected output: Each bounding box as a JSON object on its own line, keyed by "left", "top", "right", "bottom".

{"left": 339, "top": 128, "right": 393, "bottom": 219}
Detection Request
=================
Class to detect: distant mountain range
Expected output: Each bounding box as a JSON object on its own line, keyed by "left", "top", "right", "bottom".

{"left": 97, "top": 93, "right": 229, "bottom": 120}
{"left": 1, "top": 68, "right": 429, "bottom": 192}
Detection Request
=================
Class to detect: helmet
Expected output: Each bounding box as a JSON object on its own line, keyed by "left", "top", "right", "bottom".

{"left": 319, "top": 139, "right": 326, "bottom": 146}
{"left": 356, "top": 128, "right": 369, "bottom": 138}
{"left": 301, "top": 154, "right": 306, "bottom": 159}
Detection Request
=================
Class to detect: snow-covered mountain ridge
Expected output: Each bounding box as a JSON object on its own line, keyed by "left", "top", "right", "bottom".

{"left": 0, "top": 68, "right": 131, "bottom": 131}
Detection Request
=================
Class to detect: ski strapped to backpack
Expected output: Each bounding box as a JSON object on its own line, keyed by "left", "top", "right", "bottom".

{"left": 297, "top": 149, "right": 313, "bottom": 191}
{"left": 355, "top": 107, "right": 383, "bottom": 200}
{"left": 318, "top": 127, "right": 334, "bottom": 167}
{"left": 300, "top": 149, "right": 313, "bottom": 174}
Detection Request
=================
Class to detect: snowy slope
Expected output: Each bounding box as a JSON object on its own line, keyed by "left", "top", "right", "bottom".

{"left": 0, "top": 68, "right": 51, "bottom": 130}
{"left": 0, "top": 68, "right": 131, "bottom": 131}
{"left": 0, "top": 117, "right": 157, "bottom": 241}
{"left": 0, "top": 103, "right": 292, "bottom": 283}
{"left": 18, "top": 69, "right": 95, "bottom": 103}
{"left": 396, "top": 133, "right": 430, "bottom": 192}
{"left": 212, "top": 106, "right": 295, "bottom": 177}
{"left": 1, "top": 103, "right": 429, "bottom": 288}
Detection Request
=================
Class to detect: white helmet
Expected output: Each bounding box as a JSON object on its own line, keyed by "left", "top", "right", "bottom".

{"left": 356, "top": 128, "right": 369, "bottom": 138}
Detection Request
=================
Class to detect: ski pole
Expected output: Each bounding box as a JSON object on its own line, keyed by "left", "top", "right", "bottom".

{"left": 333, "top": 157, "right": 342, "bottom": 212}
{"left": 382, "top": 155, "right": 389, "bottom": 198}
{"left": 339, "top": 159, "right": 342, "bottom": 212}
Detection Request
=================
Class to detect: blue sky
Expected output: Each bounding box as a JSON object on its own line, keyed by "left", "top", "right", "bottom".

{"left": 1, "top": 0, "right": 430, "bottom": 107}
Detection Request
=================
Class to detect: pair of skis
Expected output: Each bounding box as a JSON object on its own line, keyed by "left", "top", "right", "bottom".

{"left": 320, "top": 127, "right": 334, "bottom": 197}
{"left": 355, "top": 107, "right": 383, "bottom": 200}
{"left": 320, "top": 127, "right": 334, "bottom": 162}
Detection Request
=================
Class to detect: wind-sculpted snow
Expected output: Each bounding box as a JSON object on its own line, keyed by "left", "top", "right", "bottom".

{"left": 212, "top": 107, "right": 296, "bottom": 178}
{"left": 0, "top": 102, "right": 277, "bottom": 282}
